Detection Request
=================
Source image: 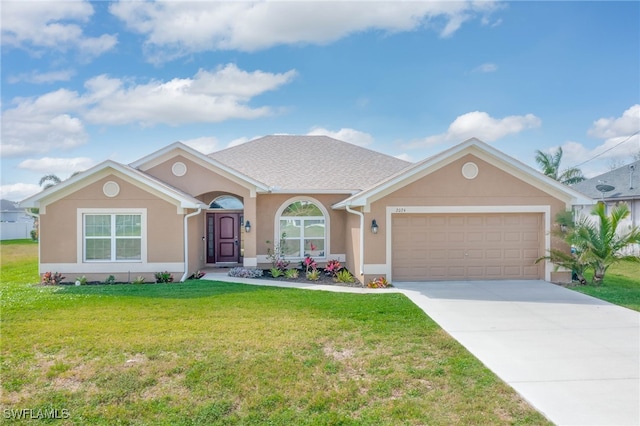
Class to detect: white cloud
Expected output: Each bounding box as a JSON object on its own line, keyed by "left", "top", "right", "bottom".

{"left": 404, "top": 111, "right": 541, "bottom": 149}
{"left": 226, "top": 136, "right": 261, "bottom": 148}
{"left": 395, "top": 153, "right": 414, "bottom": 162}
{"left": 1, "top": 65, "right": 296, "bottom": 157}
{"left": 1, "top": 94, "right": 89, "bottom": 157}
{"left": 7, "top": 69, "right": 75, "bottom": 84}
{"left": 18, "top": 157, "right": 96, "bottom": 176}
{"left": 587, "top": 104, "right": 640, "bottom": 139}
{"left": 109, "top": 1, "right": 500, "bottom": 62}
{"left": 182, "top": 137, "right": 219, "bottom": 154}
{"left": 0, "top": 183, "right": 42, "bottom": 202}
{"left": 473, "top": 63, "right": 498, "bottom": 73}
{"left": 1, "top": 1, "right": 117, "bottom": 58}
{"left": 81, "top": 65, "right": 297, "bottom": 126}
{"left": 307, "top": 127, "right": 374, "bottom": 147}
{"left": 549, "top": 105, "right": 640, "bottom": 177}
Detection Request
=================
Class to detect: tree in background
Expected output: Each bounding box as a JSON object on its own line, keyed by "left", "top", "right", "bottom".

{"left": 535, "top": 147, "right": 586, "bottom": 185}
{"left": 39, "top": 174, "right": 61, "bottom": 189}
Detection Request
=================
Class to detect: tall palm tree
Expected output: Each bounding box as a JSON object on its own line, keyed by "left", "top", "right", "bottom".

{"left": 39, "top": 174, "right": 61, "bottom": 189}
{"left": 535, "top": 147, "right": 586, "bottom": 185}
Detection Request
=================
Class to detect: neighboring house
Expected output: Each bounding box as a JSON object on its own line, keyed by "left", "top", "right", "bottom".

{"left": 20, "top": 136, "right": 592, "bottom": 283}
{"left": 572, "top": 160, "right": 640, "bottom": 255}
{"left": 1, "top": 199, "right": 33, "bottom": 223}
{"left": 1, "top": 199, "right": 36, "bottom": 240}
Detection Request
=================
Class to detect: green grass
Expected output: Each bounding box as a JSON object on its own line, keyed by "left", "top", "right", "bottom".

{"left": 0, "top": 240, "right": 549, "bottom": 425}
{"left": 570, "top": 262, "right": 640, "bottom": 311}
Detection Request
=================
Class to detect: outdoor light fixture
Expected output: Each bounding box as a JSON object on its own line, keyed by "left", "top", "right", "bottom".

{"left": 371, "top": 219, "right": 379, "bottom": 234}
{"left": 245, "top": 220, "right": 251, "bottom": 233}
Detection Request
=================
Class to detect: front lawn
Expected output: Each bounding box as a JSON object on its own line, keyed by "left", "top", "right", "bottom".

{"left": 1, "top": 240, "right": 548, "bottom": 424}
{"left": 569, "top": 262, "right": 640, "bottom": 311}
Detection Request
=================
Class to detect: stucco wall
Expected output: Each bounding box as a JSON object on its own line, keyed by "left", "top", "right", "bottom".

{"left": 365, "top": 154, "right": 568, "bottom": 273}
{"left": 255, "top": 193, "right": 348, "bottom": 267}
{"left": 146, "top": 155, "right": 257, "bottom": 262}
{"left": 39, "top": 174, "right": 184, "bottom": 280}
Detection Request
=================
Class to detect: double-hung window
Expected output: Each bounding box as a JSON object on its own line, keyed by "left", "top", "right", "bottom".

{"left": 84, "top": 213, "right": 142, "bottom": 262}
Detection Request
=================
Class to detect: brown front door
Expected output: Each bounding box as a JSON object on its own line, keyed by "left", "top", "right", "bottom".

{"left": 206, "top": 212, "right": 241, "bottom": 264}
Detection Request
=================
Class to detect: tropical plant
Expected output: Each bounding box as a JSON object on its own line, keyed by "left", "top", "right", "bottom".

{"left": 535, "top": 147, "right": 585, "bottom": 185}
{"left": 104, "top": 275, "right": 117, "bottom": 285}
{"left": 39, "top": 174, "right": 62, "bottom": 189}
{"left": 75, "top": 275, "right": 88, "bottom": 285}
{"left": 306, "top": 268, "right": 321, "bottom": 281}
{"left": 538, "top": 203, "right": 640, "bottom": 285}
{"left": 301, "top": 255, "right": 317, "bottom": 273}
{"left": 228, "top": 267, "right": 264, "bottom": 278}
{"left": 154, "top": 272, "right": 173, "bottom": 283}
{"left": 284, "top": 268, "right": 300, "bottom": 279}
{"left": 270, "top": 268, "right": 284, "bottom": 278}
{"left": 41, "top": 272, "right": 65, "bottom": 285}
{"left": 334, "top": 269, "right": 354, "bottom": 283}
{"left": 133, "top": 276, "right": 146, "bottom": 284}
{"left": 324, "top": 259, "right": 343, "bottom": 277}
{"left": 367, "top": 276, "right": 391, "bottom": 288}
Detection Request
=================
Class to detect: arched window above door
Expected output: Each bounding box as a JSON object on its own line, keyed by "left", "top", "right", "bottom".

{"left": 209, "top": 195, "right": 243, "bottom": 210}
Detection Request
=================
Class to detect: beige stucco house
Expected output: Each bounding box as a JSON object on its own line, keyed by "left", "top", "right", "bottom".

{"left": 20, "top": 136, "right": 593, "bottom": 283}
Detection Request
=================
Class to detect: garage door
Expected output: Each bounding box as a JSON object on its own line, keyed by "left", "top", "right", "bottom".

{"left": 392, "top": 213, "right": 543, "bottom": 281}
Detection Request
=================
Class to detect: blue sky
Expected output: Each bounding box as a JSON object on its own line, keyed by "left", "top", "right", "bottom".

{"left": 2, "top": 0, "right": 639, "bottom": 201}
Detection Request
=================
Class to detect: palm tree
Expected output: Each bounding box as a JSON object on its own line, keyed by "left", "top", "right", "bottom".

{"left": 535, "top": 147, "right": 586, "bottom": 185}
{"left": 39, "top": 174, "right": 61, "bottom": 189}
{"left": 539, "top": 203, "right": 640, "bottom": 285}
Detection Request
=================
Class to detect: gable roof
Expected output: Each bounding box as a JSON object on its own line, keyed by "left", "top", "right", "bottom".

{"left": 208, "top": 135, "right": 411, "bottom": 192}
{"left": 20, "top": 160, "right": 207, "bottom": 212}
{"left": 571, "top": 160, "right": 640, "bottom": 201}
{"left": 129, "top": 141, "right": 270, "bottom": 193}
{"left": 333, "top": 138, "right": 594, "bottom": 209}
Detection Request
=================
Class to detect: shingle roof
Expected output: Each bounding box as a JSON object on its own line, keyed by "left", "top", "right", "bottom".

{"left": 208, "top": 135, "right": 411, "bottom": 191}
{"left": 571, "top": 160, "right": 640, "bottom": 200}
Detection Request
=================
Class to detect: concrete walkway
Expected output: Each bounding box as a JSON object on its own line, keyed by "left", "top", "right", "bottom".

{"left": 203, "top": 274, "right": 640, "bottom": 425}
{"left": 394, "top": 280, "right": 640, "bottom": 426}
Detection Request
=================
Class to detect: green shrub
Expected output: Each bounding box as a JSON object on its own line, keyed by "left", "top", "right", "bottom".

{"left": 75, "top": 275, "right": 88, "bottom": 285}
{"left": 270, "top": 268, "right": 284, "bottom": 278}
{"left": 284, "top": 268, "right": 300, "bottom": 279}
{"left": 306, "top": 269, "right": 321, "bottom": 281}
{"left": 154, "top": 271, "right": 173, "bottom": 283}
{"left": 104, "top": 275, "right": 116, "bottom": 285}
{"left": 132, "top": 276, "right": 146, "bottom": 284}
{"left": 334, "top": 269, "right": 354, "bottom": 283}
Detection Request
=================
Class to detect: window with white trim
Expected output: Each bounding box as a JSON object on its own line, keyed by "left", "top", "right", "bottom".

{"left": 84, "top": 214, "right": 142, "bottom": 261}
{"left": 279, "top": 200, "right": 326, "bottom": 258}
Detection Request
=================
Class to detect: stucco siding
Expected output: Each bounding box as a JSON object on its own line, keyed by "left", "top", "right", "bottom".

{"left": 365, "top": 154, "right": 569, "bottom": 280}
{"left": 255, "top": 193, "right": 348, "bottom": 267}
{"left": 40, "top": 175, "right": 184, "bottom": 273}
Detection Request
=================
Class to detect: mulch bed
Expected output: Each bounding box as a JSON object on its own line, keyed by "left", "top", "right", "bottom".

{"left": 255, "top": 269, "right": 365, "bottom": 288}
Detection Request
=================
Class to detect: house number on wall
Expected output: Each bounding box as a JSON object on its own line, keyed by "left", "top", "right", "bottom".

{"left": 395, "top": 208, "right": 407, "bottom": 213}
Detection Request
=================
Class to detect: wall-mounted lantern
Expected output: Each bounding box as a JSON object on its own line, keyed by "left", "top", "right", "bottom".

{"left": 245, "top": 220, "right": 251, "bottom": 233}
{"left": 371, "top": 219, "right": 379, "bottom": 234}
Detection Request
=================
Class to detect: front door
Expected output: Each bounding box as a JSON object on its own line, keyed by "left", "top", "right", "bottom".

{"left": 206, "top": 212, "right": 241, "bottom": 264}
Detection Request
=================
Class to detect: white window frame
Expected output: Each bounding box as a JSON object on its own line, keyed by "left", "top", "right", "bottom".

{"left": 77, "top": 208, "right": 147, "bottom": 263}
{"left": 275, "top": 196, "right": 329, "bottom": 261}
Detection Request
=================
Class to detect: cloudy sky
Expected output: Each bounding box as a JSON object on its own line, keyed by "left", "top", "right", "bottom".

{"left": 1, "top": 0, "right": 639, "bottom": 201}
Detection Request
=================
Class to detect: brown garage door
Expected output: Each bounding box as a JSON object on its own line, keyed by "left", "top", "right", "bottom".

{"left": 392, "top": 213, "right": 543, "bottom": 281}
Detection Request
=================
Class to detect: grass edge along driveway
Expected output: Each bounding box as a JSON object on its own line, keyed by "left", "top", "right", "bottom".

{"left": 2, "top": 240, "right": 549, "bottom": 425}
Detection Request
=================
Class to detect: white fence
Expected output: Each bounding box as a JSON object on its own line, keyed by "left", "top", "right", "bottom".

{"left": 1, "top": 222, "right": 34, "bottom": 240}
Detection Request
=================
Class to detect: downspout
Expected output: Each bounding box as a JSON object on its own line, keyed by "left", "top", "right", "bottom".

{"left": 345, "top": 205, "right": 364, "bottom": 276}
{"left": 180, "top": 208, "right": 202, "bottom": 282}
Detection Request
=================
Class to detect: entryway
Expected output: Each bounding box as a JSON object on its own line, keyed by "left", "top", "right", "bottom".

{"left": 206, "top": 212, "right": 242, "bottom": 264}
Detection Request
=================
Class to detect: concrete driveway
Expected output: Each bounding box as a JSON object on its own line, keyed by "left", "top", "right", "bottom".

{"left": 394, "top": 280, "right": 640, "bottom": 426}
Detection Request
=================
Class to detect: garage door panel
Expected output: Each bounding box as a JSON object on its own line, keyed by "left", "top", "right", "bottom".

{"left": 392, "top": 213, "right": 543, "bottom": 281}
